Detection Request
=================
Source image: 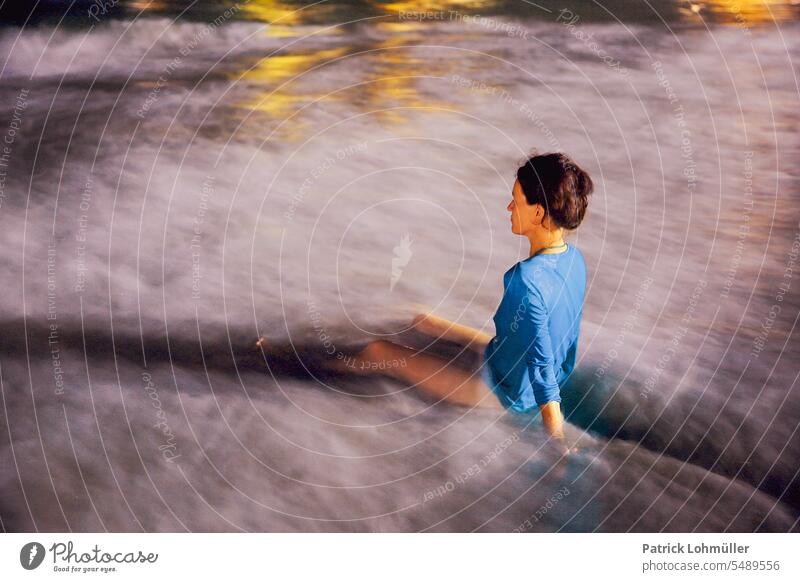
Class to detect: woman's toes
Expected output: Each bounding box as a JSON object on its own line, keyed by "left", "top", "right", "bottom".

{"left": 412, "top": 313, "right": 438, "bottom": 334}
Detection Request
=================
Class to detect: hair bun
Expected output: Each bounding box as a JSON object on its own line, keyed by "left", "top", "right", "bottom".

{"left": 516, "top": 152, "right": 593, "bottom": 230}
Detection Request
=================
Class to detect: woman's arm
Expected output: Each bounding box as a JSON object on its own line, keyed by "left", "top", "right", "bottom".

{"left": 516, "top": 288, "right": 565, "bottom": 439}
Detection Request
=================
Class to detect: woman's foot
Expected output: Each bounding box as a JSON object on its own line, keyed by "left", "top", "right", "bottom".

{"left": 412, "top": 312, "right": 452, "bottom": 338}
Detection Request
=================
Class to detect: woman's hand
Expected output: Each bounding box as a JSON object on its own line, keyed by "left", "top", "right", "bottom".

{"left": 539, "top": 401, "right": 565, "bottom": 440}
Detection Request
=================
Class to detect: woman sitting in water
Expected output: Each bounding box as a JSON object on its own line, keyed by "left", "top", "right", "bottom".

{"left": 262, "top": 152, "right": 592, "bottom": 440}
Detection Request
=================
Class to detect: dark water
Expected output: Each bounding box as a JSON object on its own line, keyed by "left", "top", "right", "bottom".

{"left": 1, "top": 1, "right": 799, "bottom": 532}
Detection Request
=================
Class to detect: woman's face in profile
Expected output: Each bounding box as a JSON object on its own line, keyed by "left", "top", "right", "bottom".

{"left": 507, "top": 179, "right": 542, "bottom": 235}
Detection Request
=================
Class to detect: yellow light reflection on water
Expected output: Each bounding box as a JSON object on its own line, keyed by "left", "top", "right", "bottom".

{"left": 681, "top": 0, "right": 798, "bottom": 24}
{"left": 243, "top": 47, "right": 352, "bottom": 83}
{"left": 232, "top": 39, "right": 462, "bottom": 138}
{"left": 239, "top": 0, "right": 346, "bottom": 30}
{"left": 239, "top": 0, "right": 303, "bottom": 25}
{"left": 380, "top": 0, "right": 496, "bottom": 12}
{"left": 127, "top": 0, "right": 170, "bottom": 11}
{"left": 229, "top": 11, "right": 475, "bottom": 139}
{"left": 233, "top": 45, "right": 352, "bottom": 129}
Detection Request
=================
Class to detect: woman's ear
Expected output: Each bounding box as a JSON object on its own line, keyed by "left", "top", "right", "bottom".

{"left": 533, "top": 203, "right": 546, "bottom": 226}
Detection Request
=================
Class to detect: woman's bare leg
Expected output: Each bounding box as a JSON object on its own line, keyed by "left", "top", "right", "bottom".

{"left": 412, "top": 313, "right": 493, "bottom": 353}
{"left": 345, "top": 340, "right": 502, "bottom": 409}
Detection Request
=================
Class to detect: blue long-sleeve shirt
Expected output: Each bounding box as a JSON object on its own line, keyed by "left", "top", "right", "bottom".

{"left": 483, "top": 244, "right": 586, "bottom": 412}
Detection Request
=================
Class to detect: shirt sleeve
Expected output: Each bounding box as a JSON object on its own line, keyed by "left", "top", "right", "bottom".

{"left": 519, "top": 289, "right": 561, "bottom": 406}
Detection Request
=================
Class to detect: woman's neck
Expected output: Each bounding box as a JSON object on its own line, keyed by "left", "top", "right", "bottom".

{"left": 528, "top": 229, "right": 566, "bottom": 257}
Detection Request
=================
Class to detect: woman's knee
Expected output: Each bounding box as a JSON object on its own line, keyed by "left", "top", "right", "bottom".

{"left": 360, "top": 340, "right": 412, "bottom": 376}
{"left": 363, "top": 339, "right": 399, "bottom": 360}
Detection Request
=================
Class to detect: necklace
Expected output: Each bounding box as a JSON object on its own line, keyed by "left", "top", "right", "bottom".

{"left": 532, "top": 242, "right": 567, "bottom": 257}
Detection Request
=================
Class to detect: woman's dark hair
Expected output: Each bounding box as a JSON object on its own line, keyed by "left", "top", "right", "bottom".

{"left": 516, "top": 152, "right": 593, "bottom": 230}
